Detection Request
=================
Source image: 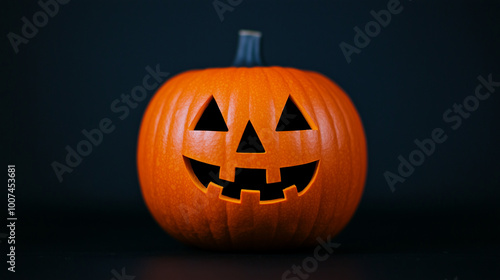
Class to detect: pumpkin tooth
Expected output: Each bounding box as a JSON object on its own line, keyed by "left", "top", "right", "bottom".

{"left": 240, "top": 190, "right": 261, "bottom": 204}
{"left": 219, "top": 163, "right": 235, "bottom": 182}
{"left": 266, "top": 167, "right": 281, "bottom": 183}
{"left": 207, "top": 182, "right": 224, "bottom": 198}
{"left": 283, "top": 185, "right": 299, "bottom": 200}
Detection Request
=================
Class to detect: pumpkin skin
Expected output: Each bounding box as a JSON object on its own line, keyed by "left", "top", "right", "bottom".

{"left": 137, "top": 33, "right": 367, "bottom": 251}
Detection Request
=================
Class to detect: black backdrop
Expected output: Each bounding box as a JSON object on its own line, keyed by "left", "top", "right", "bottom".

{"left": 2, "top": 0, "right": 499, "bottom": 279}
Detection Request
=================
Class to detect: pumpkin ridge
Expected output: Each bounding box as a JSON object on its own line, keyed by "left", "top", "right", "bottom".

{"left": 301, "top": 72, "right": 349, "bottom": 240}
{"left": 289, "top": 71, "right": 330, "bottom": 246}
{"left": 311, "top": 72, "right": 366, "bottom": 238}
{"left": 144, "top": 72, "right": 192, "bottom": 240}
{"left": 258, "top": 67, "right": 280, "bottom": 245}
{"left": 267, "top": 68, "right": 305, "bottom": 244}
{"left": 324, "top": 75, "right": 367, "bottom": 213}
{"left": 279, "top": 68, "right": 321, "bottom": 244}
{"left": 160, "top": 77, "right": 192, "bottom": 242}
{"left": 185, "top": 69, "right": 225, "bottom": 247}
{"left": 165, "top": 70, "right": 210, "bottom": 243}
{"left": 327, "top": 76, "right": 367, "bottom": 231}
{"left": 312, "top": 74, "right": 359, "bottom": 236}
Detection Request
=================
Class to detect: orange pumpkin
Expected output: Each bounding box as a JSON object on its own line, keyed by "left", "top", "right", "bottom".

{"left": 137, "top": 30, "right": 367, "bottom": 251}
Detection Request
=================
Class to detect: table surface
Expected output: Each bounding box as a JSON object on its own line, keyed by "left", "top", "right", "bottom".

{"left": 6, "top": 207, "right": 499, "bottom": 280}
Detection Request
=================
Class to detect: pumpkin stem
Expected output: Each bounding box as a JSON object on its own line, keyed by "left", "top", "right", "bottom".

{"left": 232, "top": 30, "right": 263, "bottom": 67}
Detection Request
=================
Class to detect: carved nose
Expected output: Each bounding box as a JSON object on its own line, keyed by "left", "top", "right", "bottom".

{"left": 237, "top": 121, "right": 265, "bottom": 153}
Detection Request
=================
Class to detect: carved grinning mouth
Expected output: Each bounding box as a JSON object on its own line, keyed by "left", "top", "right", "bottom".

{"left": 184, "top": 156, "right": 319, "bottom": 201}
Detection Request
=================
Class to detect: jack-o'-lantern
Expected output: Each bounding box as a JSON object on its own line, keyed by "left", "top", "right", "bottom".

{"left": 137, "top": 30, "right": 367, "bottom": 251}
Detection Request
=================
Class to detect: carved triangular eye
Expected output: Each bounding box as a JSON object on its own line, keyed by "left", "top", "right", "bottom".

{"left": 193, "top": 97, "right": 228, "bottom": 131}
{"left": 276, "top": 96, "right": 312, "bottom": 131}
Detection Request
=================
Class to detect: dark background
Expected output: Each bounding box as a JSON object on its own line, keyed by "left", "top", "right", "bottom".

{"left": 1, "top": 0, "right": 499, "bottom": 279}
